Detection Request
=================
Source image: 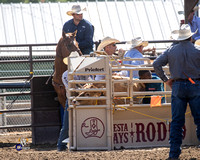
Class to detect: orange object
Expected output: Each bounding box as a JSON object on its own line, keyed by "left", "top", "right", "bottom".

{"left": 150, "top": 96, "right": 162, "bottom": 107}
{"left": 188, "top": 77, "right": 196, "bottom": 84}
{"left": 183, "top": 72, "right": 196, "bottom": 84}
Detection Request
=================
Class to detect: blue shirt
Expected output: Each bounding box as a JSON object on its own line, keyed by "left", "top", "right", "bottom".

{"left": 188, "top": 15, "right": 200, "bottom": 40}
{"left": 63, "top": 19, "right": 94, "bottom": 54}
{"left": 153, "top": 41, "right": 200, "bottom": 81}
{"left": 142, "top": 76, "right": 165, "bottom": 104}
{"left": 123, "top": 48, "right": 144, "bottom": 78}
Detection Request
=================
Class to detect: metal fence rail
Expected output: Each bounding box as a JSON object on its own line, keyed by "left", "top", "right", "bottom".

{"left": 0, "top": 40, "right": 174, "bottom": 133}
{"left": 0, "top": 43, "right": 57, "bottom": 133}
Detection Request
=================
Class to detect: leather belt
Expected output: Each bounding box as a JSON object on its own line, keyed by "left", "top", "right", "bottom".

{"left": 174, "top": 78, "right": 200, "bottom": 82}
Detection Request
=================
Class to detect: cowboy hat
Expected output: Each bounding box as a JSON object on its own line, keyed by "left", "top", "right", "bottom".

{"left": 97, "top": 37, "right": 120, "bottom": 51}
{"left": 63, "top": 51, "right": 80, "bottom": 65}
{"left": 195, "top": 39, "right": 200, "bottom": 46}
{"left": 170, "top": 24, "right": 197, "bottom": 40}
{"left": 66, "top": 5, "right": 86, "bottom": 16}
{"left": 127, "top": 37, "right": 148, "bottom": 48}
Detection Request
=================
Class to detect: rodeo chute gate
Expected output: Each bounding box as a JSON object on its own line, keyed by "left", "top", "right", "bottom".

{"left": 67, "top": 55, "right": 199, "bottom": 151}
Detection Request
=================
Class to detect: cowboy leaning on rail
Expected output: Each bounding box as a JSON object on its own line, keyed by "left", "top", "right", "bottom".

{"left": 95, "top": 37, "right": 125, "bottom": 80}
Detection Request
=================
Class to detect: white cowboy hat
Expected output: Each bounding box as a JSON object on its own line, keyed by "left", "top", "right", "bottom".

{"left": 127, "top": 37, "right": 148, "bottom": 48}
{"left": 66, "top": 5, "right": 86, "bottom": 16}
{"left": 97, "top": 37, "right": 120, "bottom": 51}
{"left": 170, "top": 24, "right": 197, "bottom": 40}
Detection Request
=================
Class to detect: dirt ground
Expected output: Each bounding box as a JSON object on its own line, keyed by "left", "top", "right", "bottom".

{"left": 0, "top": 131, "right": 199, "bottom": 160}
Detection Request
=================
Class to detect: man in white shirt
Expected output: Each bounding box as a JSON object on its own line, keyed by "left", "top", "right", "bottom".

{"left": 57, "top": 69, "right": 90, "bottom": 151}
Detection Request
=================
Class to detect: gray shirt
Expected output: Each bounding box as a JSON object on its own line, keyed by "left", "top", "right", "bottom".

{"left": 153, "top": 41, "right": 200, "bottom": 82}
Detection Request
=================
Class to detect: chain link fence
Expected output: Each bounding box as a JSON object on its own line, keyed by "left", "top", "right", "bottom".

{"left": 0, "top": 44, "right": 56, "bottom": 133}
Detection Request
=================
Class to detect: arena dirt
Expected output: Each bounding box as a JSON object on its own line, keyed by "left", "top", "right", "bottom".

{"left": 0, "top": 131, "right": 199, "bottom": 160}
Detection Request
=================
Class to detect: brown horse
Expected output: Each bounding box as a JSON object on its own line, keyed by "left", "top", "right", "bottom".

{"left": 52, "top": 31, "right": 82, "bottom": 108}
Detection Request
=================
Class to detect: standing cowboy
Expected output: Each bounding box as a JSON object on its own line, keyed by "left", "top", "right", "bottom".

{"left": 153, "top": 24, "right": 200, "bottom": 159}
{"left": 63, "top": 5, "right": 94, "bottom": 55}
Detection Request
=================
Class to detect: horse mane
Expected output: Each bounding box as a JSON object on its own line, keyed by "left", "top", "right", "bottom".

{"left": 52, "top": 31, "right": 81, "bottom": 108}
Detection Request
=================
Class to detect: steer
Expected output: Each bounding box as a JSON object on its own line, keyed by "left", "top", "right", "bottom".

{"left": 71, "top": 75, "right": 145, "bottom": 106}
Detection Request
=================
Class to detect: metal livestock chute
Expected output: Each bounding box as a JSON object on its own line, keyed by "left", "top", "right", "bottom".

{"left": 67, "top": 55, "right": 200, "bottom": 151}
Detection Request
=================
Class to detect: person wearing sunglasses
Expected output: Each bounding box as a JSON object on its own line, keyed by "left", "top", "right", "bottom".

{"left": 96, "top": 37, "right": 120, "bottom": 55}
{"left": 63, "top": 5, "right": 94, "bottom": 55}
{"left": 95, "top": 37, "right": 124, "bottom": 80}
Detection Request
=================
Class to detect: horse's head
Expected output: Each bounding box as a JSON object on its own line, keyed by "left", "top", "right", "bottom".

{"left": 61, "top": 30, "right": 82, "bottom": 57}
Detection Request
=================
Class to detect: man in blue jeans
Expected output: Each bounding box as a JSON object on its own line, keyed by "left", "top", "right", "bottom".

{"left": 153, "top": 24, "right": 200, "bottom": 159}
{"left": 57, "top": 70, "right": 90, "bottom": 151}
{"left": 57, "top": 101, "right": 69, "bottom": 151}
{"left": 57, "top": 70, "right": 69, "bottom": 151}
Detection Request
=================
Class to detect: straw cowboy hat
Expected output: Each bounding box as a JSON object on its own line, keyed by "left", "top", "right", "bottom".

{"left": 127, "top": 37, "right": 148, "bottom": 48}
{"left": 170, "top": 24, "right": 197, "bottom": 40}
{"left": 63, "top": 51, "right": 80, "bottom": 65}
{"left": 97, "top": 37, "right": 120, "bottom": 51}
{"left": 195, "top": 39, "right": 200, "bottom": 46}
{"left": 66, "top": 5, "right": 86, "bottom": 16}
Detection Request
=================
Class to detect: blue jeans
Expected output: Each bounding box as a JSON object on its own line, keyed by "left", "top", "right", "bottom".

{"left": 57, "top": 100, "right": 69, "bottom": 149}
{"left": 60, "top": 105, "right": 64, "bottom": 126}
{"left": 169, "top": 80, "right": 200, "bottom": 158}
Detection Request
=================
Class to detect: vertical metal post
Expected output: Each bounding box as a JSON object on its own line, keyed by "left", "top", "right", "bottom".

{"left": 129, "top": 69, "right": 133, "bottom": 107}
{"left": 0, "top": 89, "right": 7, "bottom": 133}
{"left": 105, "top": 56, "right": 112, "bottom": 150}
{"left": 29, "top": 45, "right": 33, "bottom": 79}
{"left": 184, "top": 0, "right": 199, "bottom": 24}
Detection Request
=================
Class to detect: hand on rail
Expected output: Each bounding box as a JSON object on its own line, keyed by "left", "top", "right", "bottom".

{"left": 143, "top": 47, "right": 156, "bottom": 56}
